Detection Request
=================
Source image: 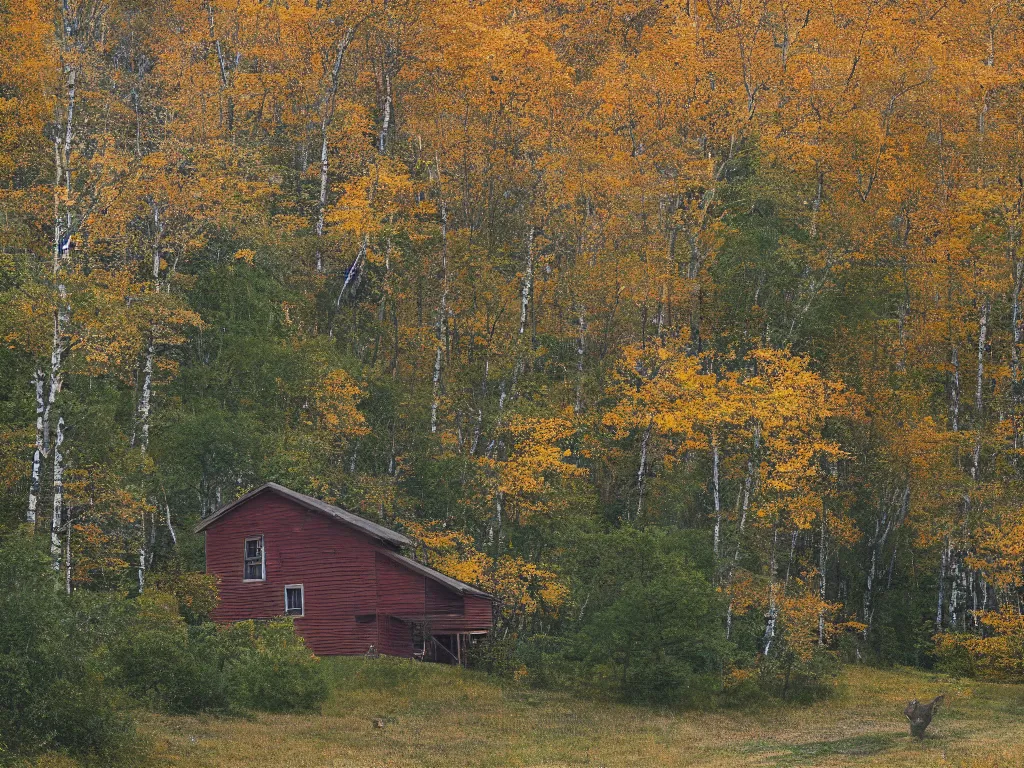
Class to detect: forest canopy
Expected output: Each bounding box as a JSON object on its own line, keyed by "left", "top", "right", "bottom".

{"left": 2, "top": 0, "right": 1024, "bottom": 715}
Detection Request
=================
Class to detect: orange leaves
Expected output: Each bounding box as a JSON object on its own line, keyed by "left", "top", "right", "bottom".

{"left": 477, "top": 413, "right": 587, "bottom": 523}
{"left": 65, "top": 464, "right": 153, "bottom": 586}
{"left": 312, "top": 369, "right": 370, "bottom": 440}
{"left": 326, "top": 160, "right": 416, "bottom": 246}
{"left": 606, "top": 341, "right": 851, "bottom": 530}
{"left": 775, "top": 584, "right": 841, "bottom": 663}
{"left": 404, "top": 519, "right": 568, "bottom": 621}
{"left": 936, "top": 608, "right": 1024, "bottom": 681}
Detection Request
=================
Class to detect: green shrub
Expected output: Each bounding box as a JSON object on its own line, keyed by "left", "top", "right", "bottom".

{"left": 466, "top": 635, "right": 526, "bottom": 679}
{"left": 755, "top": 647, "right": 841, "bottom": 703}
{"left": 528, "top": 528, "right": 730, "bottom": 707}
{"left": 933, "top": 632, "right": 978, "bottom": 679}
{"left": 221, "top": 620, "right": 328, "bottom": 712}
{"left": 0, "top": 532, "right": 140, "bottom": 766}
{"left": 110, "top": 599, "right": 327, "bottom": 714}
{"left": 574, "top": 567, "right": 728, "bottom": 706}
{"left": 109, "top": 593, "right": 230, "bottom": 713}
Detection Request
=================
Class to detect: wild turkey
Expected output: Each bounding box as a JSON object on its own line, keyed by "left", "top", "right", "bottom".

{"left": 904, "top": 694, "right": 944, "bottom": 738}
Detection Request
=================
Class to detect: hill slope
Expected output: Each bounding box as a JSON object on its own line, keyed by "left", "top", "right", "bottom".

{"left": 143, "top": 661, "right": 1023, "bottom": 767}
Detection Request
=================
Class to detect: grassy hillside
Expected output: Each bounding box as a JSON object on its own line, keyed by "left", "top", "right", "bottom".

{"left": 142, "top": 660, "right": 1024, "bottom": 768}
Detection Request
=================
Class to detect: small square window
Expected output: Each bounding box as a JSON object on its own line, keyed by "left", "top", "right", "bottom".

{"left": 285, "top": 585, "right": 304, "bottom": 617}
{"left": 244, "top": 536, "right": 265, "bottom": 581}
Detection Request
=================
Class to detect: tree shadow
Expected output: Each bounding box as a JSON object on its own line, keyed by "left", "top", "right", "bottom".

{"left": 743, "top": 732, "right": 901, "bottom": 765}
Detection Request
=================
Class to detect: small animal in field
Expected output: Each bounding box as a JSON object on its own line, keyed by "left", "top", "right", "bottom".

{"left": 373, "top": 718, "right": 386, "bottom": 729}
{"left": 904, "top": 694, "right": 944, "bottom": 739}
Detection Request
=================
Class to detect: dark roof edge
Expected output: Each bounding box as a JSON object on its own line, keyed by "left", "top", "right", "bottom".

{"left": 378, "top": 549, "right": 497, "bottom": 601}
{"left": 193, "top": 482, "right": 413, "bottom": 548}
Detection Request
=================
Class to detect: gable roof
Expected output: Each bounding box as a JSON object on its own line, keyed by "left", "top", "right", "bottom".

{"left": 194, "top": 482, "right": 413, "bottom": 548}
{"left": 377, "top": 549, "right": 496, "bottom": 601}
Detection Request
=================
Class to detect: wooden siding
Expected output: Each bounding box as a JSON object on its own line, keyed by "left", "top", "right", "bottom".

{"left": 203, "top": 490, "right": 493, "bottom": 657}
{"left": 431, "top": 595, "right": 495, "bottom": 632}
{"left": 379, "top": 616, "right": 415, "bottom": 657}
{"left": 374, "top": 552, "right": 427, "bottom": 619}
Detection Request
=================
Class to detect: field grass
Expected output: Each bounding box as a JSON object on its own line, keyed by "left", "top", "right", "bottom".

{"left": 141, "top": 660, "right": 1024, "bottom": 768}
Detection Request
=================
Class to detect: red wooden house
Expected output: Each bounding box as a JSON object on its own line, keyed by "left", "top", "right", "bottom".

{"left": 195, "top": 482, "right": 495, "bottom": 662}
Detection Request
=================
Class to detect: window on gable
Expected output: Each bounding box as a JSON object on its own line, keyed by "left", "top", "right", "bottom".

{"left": 244, "top": 536, "right": 265, "bottom": 581}
{"left": 284, "top": 585, "right": 304, "bottom": 616}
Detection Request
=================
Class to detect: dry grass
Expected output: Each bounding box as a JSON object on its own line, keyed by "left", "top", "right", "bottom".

{"left": 140, "top": 660, "right": 1024, "bottom": 768}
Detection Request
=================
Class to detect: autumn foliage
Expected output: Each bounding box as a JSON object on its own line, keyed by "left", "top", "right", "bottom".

{"left": 3, "top": 0, "right": 1024, "bottom": 710}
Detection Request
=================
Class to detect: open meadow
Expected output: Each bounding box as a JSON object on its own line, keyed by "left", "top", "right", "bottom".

{"left": 142, "top": 659, "right": 1024, "bottom": 768}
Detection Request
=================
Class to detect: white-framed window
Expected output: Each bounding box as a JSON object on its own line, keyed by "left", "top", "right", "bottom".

{"left": 243, "top": 536, "right": 265, "bottom": 581}
{"left": 284, "top": 584, "right": 304, "bottom": 617}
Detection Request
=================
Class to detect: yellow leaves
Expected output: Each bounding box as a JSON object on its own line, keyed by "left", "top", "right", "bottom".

{"left": 936, "top": 609, "right": 1024, "bottom": 681}
{"left": 776, "top": 583, "right": 840, "bottom": 663}
{"left": 312, "top": 369, "right": 369, "bottom": 440}
{"left": 404, "top": 520, "right": 568, "bottom": 621}
{"left": 233, "top": 249, "right": 256, "bottom": 264}
{"left": 0, "top": 426, "right": 31, "bottom": 492}
{"left": 479, "top": 413, "right": 586, "bottom": 522}
{"left": 327, "top": 161, "right": 415, "bottom": 236}
{"left": 65, "top": 464, "right": 153, "bottom": 587}
{"left": 607, "top": 340, "right": 851, "bottom": 530}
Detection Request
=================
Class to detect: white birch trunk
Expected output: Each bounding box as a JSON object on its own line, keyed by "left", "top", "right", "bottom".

{"left": 315, "top": 129, "right": 329, "bottom": 273}
{"left": 818, "top": 505, "right": 828, "bottom": 645}
{"left": 1012, "top": 258, "right": 1023, "bottom": 449}
{"left": 314, "top": 29, "right": 357, "bottom": 274}
{"left": 972, "top": 300, "right": 989, "bottom": 481}
{"left": 378, "top": 73, "right": 392, "bottom": 154}
{"left": 45, "top": 26, "right": 79, "bottom": 580}
{"left": 712, "top": 438, "right": 722, "bottom": 560}
{"left": 763, "top": 526, "right": 780, "bottom": 657}
{"left": 430, "top": 180, "right": 449, "bottom": 434}
{"left": 165, "top": 502, "right": 177, "bottom": 547}
{"left": 726, "top": 425, "right": 760, "bottom": 639}
{"left": 134, "top": 341, "right": 155, "bottom": 451}
{"left": 28, "top": 370, "right": 45, "bottom": 524}
{"left": 51, "top": 417, "right": 65, "bottom": 572}
{"left": 635, "top": 420, "right": 653, "bottom": 521}
{"left": 487, "top": 226, "right": 536, "bottom": 545}
{"left": 950, "top": 347, "right": 961, "bottom": 432}
{"left": 936, "top": 540, "right": 947, "bottom": 631}
{"left": 864, "top": 486, "right": 910, "bottom": 638}
{"left": 574, "top": 303, "right": 586, "bottom": 414}
{"left": 65, "top": 520, "right": 72, "bottom": 594}
{"left": 519, "top": 228, "right": 535, "bottom": 335}
{"left": 949, "top": 542, "right": 963, "bottom": 630}
{"left": 138, "top": 543, "right": 146, "bottom": 594}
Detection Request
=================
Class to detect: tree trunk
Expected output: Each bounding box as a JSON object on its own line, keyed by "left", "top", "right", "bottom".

{"left": 64, "top": 518, "right": 73, "bottom": 594}
{"left": 635, "top": 419, "right": 653, "bottom": 521}
{"left": 165, "top": 502, "right": 177, "bottom": 547}
{"left": 574, "top": 303, "right": 586, "bottom": 414}
{"left": 972, "top": 300, "right": 989, "bottom": 481}
{"left": 315, "top": 129, "right": 330, "bottom": 273}
{"left": 51, "top": 417, "right": 65, "bottom": 573}
{"left": 430, "top": 161, "right": 450, "bottom": 435}
{"left": 1012, "top": 257, "right": 1023, "bottom": 449}
{"left": 726, "top": 424, "right": 760, "bottom": 640}
{"left": 818, "top": 502, "right": 828, "bottom": 644}
{"left": 378, "top": 72, "right": 392, "bottom": 154}
{"left": 27, "top": 370, "right": 45, "bottom": 525}
{"left": 712, "top": 438, "right": 722, "bottom": 561}
{"left": 763, "top": 525, "right": 780, "bottom": 657}
{"left": 314, "top": 29, "right": 357, "bottom": 273}
{"left": 134, "top": 341, "right": 155, "bottom": 451}
{"left": 950, "top": 347, "right": 960, "bottom": 432}
{"left": 864, "top": 486, "right": 908, "bottom": 638}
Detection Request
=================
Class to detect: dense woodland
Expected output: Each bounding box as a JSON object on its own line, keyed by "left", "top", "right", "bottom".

{"left": 4, "top": 0, "right": 1024, "bottom": 722}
